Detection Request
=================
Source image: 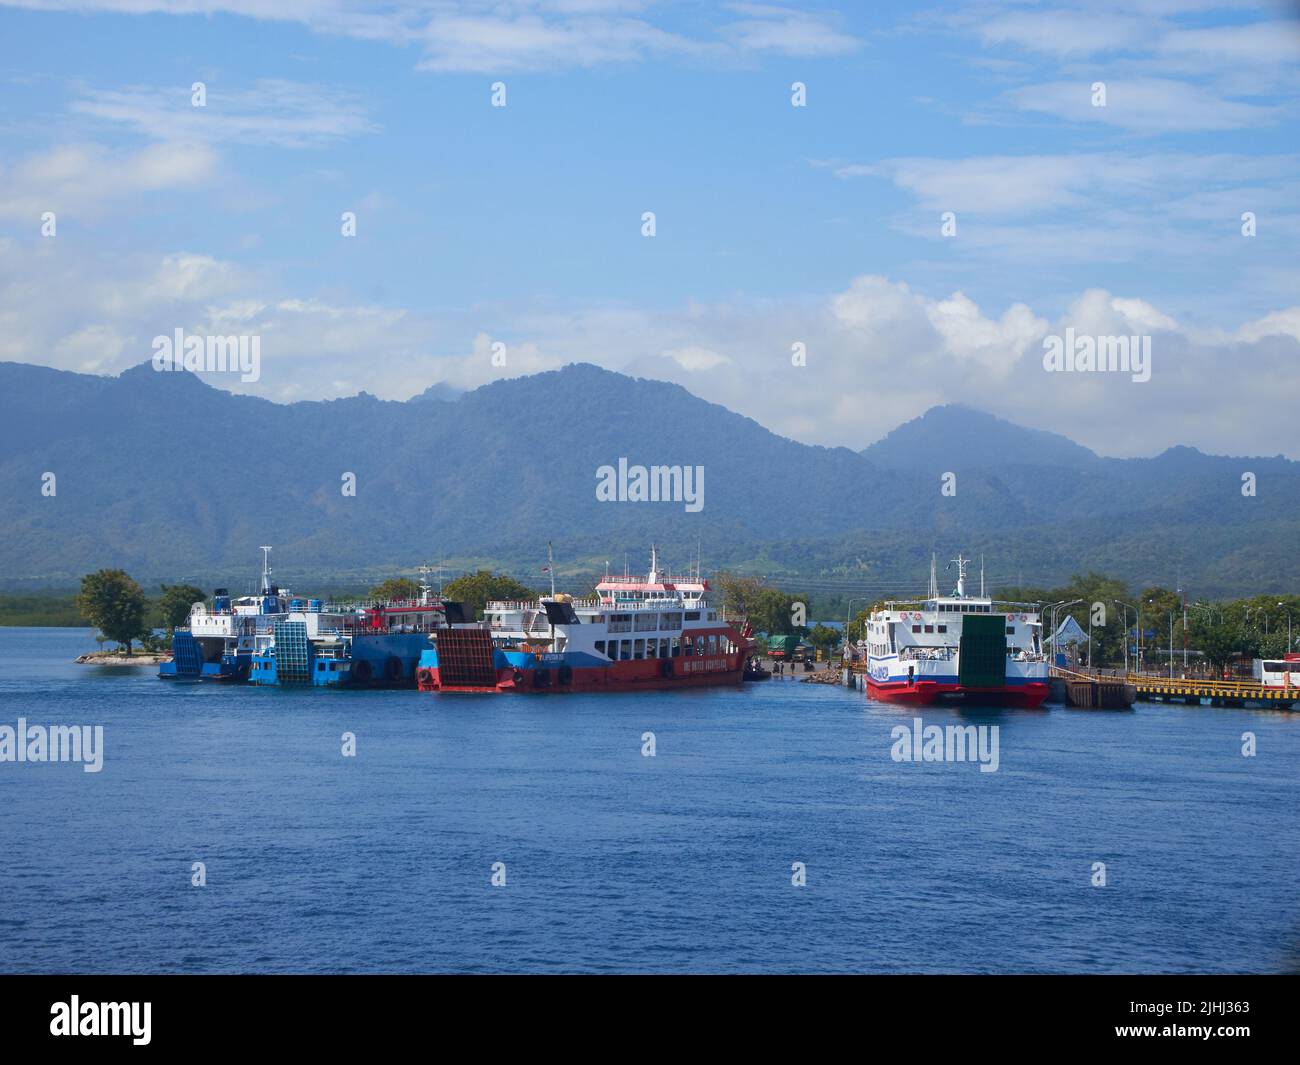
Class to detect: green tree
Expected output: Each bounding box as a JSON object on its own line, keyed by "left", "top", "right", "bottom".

{"left": 1192, "top": 620, "right": 1250, "bottom": 671}
{"left": 1258, "top": 632, "right": 1291, "bottom": 659}
{"left": 713, "top": 572, "right": 808, "bottom": 635}
{"left": 77, "top": 569, "right": 148, "bottom": 654}
{"left": 807, "top": 623, "right": 841, "bottom": 652}
{"left": 369, "top": 577, "right": 421, "bottom": 601}
{"left": 157, "top": 583, "right": 205, "bottom": 631}
{"left": 442, "top": 570, "right": 537, "bottom": 620}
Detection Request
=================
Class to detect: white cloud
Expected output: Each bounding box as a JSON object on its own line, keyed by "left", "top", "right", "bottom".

{"left": 71, "top": 80, "right": 377, "bottom": 148}
{"left": 4, "top": 1, "right": 861, "bottom": 73}
{"left": 1005, "top": 77, "right": 1281, "bottom": 132}
{"left": 3, "top": 241, "right": 1299, "bottom": 456}
{"left": 0, "top": 141, "right": 216, "bottom": 221}
{"left": 664, "top": 345, "right": 731, "bottom": 371}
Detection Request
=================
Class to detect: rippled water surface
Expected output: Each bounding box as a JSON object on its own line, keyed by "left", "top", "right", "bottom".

{"left": 1, "top": 628, "right": 1296, "bottom": 973}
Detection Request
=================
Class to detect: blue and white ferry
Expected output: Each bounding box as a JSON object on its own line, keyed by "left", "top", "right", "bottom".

{"left": 248, "top": 568, "right": 447, "bottom": 688}
{"left": 158, "top": 547, "right": 294, "bottom": 682}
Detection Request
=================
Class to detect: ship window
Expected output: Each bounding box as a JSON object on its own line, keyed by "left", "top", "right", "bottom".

{"left": 634, "top": 639, "right": 645, "bottom": 659}
{"left": 595, "top": 641, "right": 605, "bottom": 655}
{"left": 708, "top": 612, "right": 716, "bottom": 621}
{"left": 707, "top": 635, "right": 718, "bottom": 655}
{"left": 685, "top": 611, "right": 700, "bottom": 621}
{"left": 937, "top": 625, "right": 947, "bottom": 634}
{"left": 1006, "top": 626, "right": 1016, "bottom": 635}
{"left": 620, "top": 640, "right": 631, "bottom": 660}
{"left": 924, "top": 625, "right": 934, "bottom": 634}
{"left": 695, "top": 635, "right": 706, "bottom": 655}
{"left": 911, "top": 625, "right": 921, "bottom": 633}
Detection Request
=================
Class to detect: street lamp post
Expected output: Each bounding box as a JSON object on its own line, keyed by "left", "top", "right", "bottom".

{"left": 1169, "top": 612, "right": 1176, "bottom": 679}
{"left": 1047, "top": 599, "right": 1083, "bottom": 667}
{"left": 1112, "top": 600, "right": 1138, "bottom": 676}
{"left": 844, "top": 596, "right": 869, "bottom": 661}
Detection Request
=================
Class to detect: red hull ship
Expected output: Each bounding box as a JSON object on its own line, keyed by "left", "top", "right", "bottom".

{"left": 416, "top": 548, "right": 753, "bottom": 694}
{"left": 861, "top": 555, "right": 1051, "bottom": 709}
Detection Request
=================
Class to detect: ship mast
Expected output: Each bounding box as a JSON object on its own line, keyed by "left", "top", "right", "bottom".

{"left": 929, "top": 552, "right": 938, "bottom": 600}
{"left": 417, "top": 563, "right": 434, "bottom": 604}
{"left": 259, "top": 545, "right": 273, "bottom": 595}
{"left": 548, "top": 541, "right": 556, "bottom": 598}
{"left": 948, "top": 553, "right": 969, "bottom": 598}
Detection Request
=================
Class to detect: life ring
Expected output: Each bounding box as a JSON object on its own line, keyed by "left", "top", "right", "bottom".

{"left": 417, "top": 668, "right": 434, "bottom": 685}
{"left": 1006, "top": 613, "right": 1015, "bottom": 621}
{"left": 352, "top": 658, "right": 373, "bottom": 683}
{"left": 384, "top": 656, "right": 404, "bottom": 682}
{"left": 512, "top": 669, "right": 524, "bottom": 686}
{"left": 1019, "top": 614, "right": 1027, "bottom": 622}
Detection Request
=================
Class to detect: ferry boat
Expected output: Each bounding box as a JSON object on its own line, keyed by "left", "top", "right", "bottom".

{"left": 863, "top": 555, "right": 1049, "bottom": 708}
{"left": 249, "top": 567, "right": 451, "bottom": 688}
{"left": 159, "top": 550, "right": 451, "bottom": 688}
{"left": 158, "top": 548, "right": 293, "bottom": 681}
{"left": 416, "top": 547, "right": 753, "bottom": 693}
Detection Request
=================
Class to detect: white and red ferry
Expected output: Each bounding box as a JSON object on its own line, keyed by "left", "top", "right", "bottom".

{"left": 863, "top": 555, "right": 1049, "bottom": 708}
{"left": 416, "top": 547, "right": 754, "bottom": 693}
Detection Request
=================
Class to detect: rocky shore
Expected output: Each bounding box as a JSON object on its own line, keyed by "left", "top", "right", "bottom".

{"left": 75, "top": 651, "right": 170, "bottom": 666}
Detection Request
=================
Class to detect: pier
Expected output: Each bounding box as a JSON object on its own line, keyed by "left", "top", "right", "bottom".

{"left": 1126, "top": 673, "right": 1295, "bottom": 709}
{"left": 1050, "top": 668, "right": 1135, "bottom": 709}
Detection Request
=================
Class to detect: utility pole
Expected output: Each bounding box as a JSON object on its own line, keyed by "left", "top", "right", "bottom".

{"left": 1182, "top": 588, "right": 1189, "bottom": 670}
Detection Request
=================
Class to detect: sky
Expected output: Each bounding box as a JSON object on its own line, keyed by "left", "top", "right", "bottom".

{"left": 1, "top": 0, "right": 1298, "bottom": 457}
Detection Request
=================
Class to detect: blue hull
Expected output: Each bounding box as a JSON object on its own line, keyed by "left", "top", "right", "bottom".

{"left": 251, "top": 631, "right": 430, "bottom": 687}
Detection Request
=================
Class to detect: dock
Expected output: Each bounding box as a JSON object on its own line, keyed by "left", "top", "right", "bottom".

{"left": 1051, "top": 669, "right": 1135, "bottom": 709}
{"left": 1127, "top": 673, "right": 1295, "bottom": 709}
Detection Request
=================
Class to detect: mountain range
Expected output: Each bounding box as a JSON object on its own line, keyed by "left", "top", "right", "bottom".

{"left": 2, "top": 360, "right": 1296, "bottom": 598}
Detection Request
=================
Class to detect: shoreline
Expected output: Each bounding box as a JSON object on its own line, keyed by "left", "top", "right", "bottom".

{"left": 75, "top": 651, "right": 169, "bottom": 666}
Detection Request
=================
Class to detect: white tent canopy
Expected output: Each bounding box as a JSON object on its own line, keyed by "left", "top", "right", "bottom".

{"left": 1049, "top": 615, "right": 1089, "bottom": 648}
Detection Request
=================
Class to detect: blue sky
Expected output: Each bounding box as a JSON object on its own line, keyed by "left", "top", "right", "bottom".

{"left": 1, "top": 1, "right": 1298, "bottom": 456}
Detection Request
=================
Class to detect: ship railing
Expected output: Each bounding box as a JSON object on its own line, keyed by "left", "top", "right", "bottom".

{"left": 898, "top": 646, "right": 957, "bottom": 661}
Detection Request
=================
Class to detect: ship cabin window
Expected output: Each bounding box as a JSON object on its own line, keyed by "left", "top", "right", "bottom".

{"left": 707, "top": 635, "right": 717, "bottom": 655}
{"left": 609, "top": 614, "right": 632, "bottom": 633}
{"left": 923, "top": 625, "right": 934, "bottom": 634}
{"left": 937, "top": 625, "right": 947, "bottom": 633}
{"left": 911, "top": 625, "right": 921, "bottom": 634}
{"left": 634, "top": 640, "right": 645, "bottom": 659}
{"left": 620, "top": 640, "right": 632, "bottom": 660}
{"left": 595, "top": 640, "right": 606, "bottom": 656}
{"left": 695, "top": 635, "right": 706, "bottom": 655}
{"left": 1006, "top": 626, "right": 1016, "bottom": 635}
{"left": 685, "top": 611, "right": 700, "bottom": 621}
{"left": 707, "top": 612, "right": 716, "bottom": 621}
{"left": 660, "top": 612, "right": 682, "bottom": 630}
